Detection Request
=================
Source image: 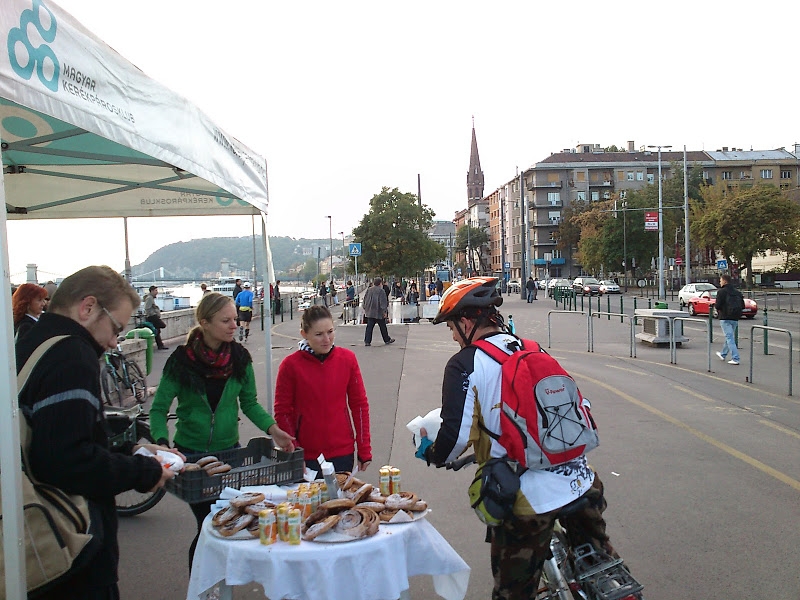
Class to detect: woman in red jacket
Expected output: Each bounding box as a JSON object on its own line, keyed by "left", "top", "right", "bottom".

{"left": 274, "top": 305, "right": 372, "bottom": 473}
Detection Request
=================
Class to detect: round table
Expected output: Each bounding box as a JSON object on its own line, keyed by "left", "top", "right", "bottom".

{"left": 187, "top": 514, "right": 470, "bottom": 600}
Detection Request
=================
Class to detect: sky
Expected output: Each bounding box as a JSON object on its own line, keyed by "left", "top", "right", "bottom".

{"left": 5, "top": 0, "right": 799, "bottom": 282}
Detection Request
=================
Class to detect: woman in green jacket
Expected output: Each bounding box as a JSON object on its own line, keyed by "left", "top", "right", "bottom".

{"left": 150, "top": 292, "right": 294, "bottom": 567}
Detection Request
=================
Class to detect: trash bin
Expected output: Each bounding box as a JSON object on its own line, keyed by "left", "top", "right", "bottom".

{"left": 126, "top": 327, "right": 154, "bottom": 375}
{"left": 654, "top": 301, "right": 668, "bottom": 309}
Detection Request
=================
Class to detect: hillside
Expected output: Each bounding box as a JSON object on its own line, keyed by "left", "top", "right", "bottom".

{"left": 132, "top": 236, "right": 338, "bottom": 281}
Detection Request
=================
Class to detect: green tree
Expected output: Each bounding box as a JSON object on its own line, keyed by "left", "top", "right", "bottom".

{"left": 455, "top": 225, "right": 489, "bottom": 275}
{"left": 554, "top": 201, "right": 586, "bottom": 277}
{"left": 352, "top": 187, "right": 445, "bottom": 279}
{"left": 692, "top": 183, "right": 800, "bottom": 287}
{"left": 299, "top": 258, "right": 318, "bottom": 282}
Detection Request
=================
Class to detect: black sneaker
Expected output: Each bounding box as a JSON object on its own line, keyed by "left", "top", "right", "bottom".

{"left": 364, "top": 342, "right": 371, "bottom": 346}
{"left": 386, "top": 338, "right": 396, "bottom": 345}
{"left": 158, "top": 346, "right": 169, "bottom": 350}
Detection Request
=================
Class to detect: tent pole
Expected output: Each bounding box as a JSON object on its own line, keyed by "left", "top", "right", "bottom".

{"left": 123, "top": 217, "right": 132, "bottom": 282}
{"left": 0, "top": 162, "right": 28, "bottom": 600}
{"left": 261, "top": 213, "right": 275, "bottom": 414}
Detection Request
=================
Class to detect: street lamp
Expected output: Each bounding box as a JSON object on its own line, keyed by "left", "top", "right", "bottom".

{"left": 326, "top": 216, "right": 333, "bottom": 284}
{"left": 339, "top": 231, "right": 345, "bottom": 281}
{"left": 647, "top": 144, "right": 671, "bottom": 299}
{"left": 622, "top": 198, "right": 628, "bottom": 293}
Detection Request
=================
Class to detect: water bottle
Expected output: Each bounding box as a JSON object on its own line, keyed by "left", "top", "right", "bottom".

{"left": 508, "top": 315, "right": 516, "bottom": 335}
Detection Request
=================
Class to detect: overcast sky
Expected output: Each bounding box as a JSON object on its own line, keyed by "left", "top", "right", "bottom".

{"left": 6, "top": 0, "right": 798, "bottom": 282}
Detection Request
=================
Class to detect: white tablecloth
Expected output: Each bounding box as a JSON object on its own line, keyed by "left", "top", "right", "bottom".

{"left": 187, "top": 515, "right": 470, "bottom": 600}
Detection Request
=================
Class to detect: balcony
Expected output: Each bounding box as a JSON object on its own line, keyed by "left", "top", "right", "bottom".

{"left": 533, "top": 198, "right": 562, "bottom": 207}
{"left": 534, "top": 220, "right": 559, "bottom": 227}
{"left": 588, "top": 180, "right": 614, "bottom": 187}
{"left": 527, "top": 180, "right": 562, "bottom": 191}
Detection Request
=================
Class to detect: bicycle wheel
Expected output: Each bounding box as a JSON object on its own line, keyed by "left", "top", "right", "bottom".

{"left": 125, "top": 360, "right": 148, "bottom": 404}
{"left": 115, "top": 420, "right": 167, "bottom": 517}
{"left": 101, "top": 367, "right": 124, "bottom": 407}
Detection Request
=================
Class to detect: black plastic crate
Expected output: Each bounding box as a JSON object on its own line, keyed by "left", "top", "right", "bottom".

{"left": 165, "top": 437, "right": 304, "bottom": 504}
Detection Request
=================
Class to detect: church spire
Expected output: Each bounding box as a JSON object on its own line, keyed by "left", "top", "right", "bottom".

{"left": 467, "top": 116, "right": 484, "bottom": 202}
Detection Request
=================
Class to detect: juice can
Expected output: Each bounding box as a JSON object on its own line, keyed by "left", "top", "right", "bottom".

{"left": 276, "top": 503, "right": 290, "bottom": 541}
{"left": 258, "top": 509, "right": 277, "bottom": 545}
{"left": 390, "top": 467, "right": 401, "bottom": 494}
{"left": 299, "top": 490, "right": 313, "bottom": 519}
{"left": 287, "top": 508, "right": 302, "bottom": 545}
{"left": 379, "top": 467, "right": 391, "bottom": 496}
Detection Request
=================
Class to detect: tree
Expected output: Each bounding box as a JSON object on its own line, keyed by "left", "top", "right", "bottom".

{"left": 352, "top": 187, "right": 446, "bottom": 278}
{"left": 692, "top": 183, "right": 800, "bottom": 287}
{"left": 455, "top": 225, "right": 489, "bottom": 275}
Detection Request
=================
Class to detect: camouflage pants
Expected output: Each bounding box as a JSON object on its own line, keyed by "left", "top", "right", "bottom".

{"left": 488, "top": 474, "right": 616, "bottom": 600}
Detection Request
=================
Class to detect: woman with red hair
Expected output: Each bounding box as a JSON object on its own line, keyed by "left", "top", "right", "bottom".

{"left": 13, "top": 283, "right": 48, "bottom": 340}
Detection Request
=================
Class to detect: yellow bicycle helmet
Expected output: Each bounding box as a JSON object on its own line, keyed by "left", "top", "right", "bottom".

{"left": 432, "top": 277, "right": 503, "bottom": 324}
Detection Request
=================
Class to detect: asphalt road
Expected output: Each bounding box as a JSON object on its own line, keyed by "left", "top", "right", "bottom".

{"left": 116, "top": 294, "right": 800, "bottom": 600}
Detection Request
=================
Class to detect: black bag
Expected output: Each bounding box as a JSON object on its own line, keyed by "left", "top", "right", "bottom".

{"left": 727, "top": 289, "right": 745, "bottom": 320}
{"left": 468, "top": 457, "right": 526, "bottom": 526}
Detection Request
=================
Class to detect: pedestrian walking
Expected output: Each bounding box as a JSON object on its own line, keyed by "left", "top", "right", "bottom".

{"left": 715, "top": 274, "right": 744, "bottom": 365}
{"left": 526, "top": 276, "right": 537, "bottom": 302}
{"left": 362, "top": 276, "right": 395, "bottom": 346}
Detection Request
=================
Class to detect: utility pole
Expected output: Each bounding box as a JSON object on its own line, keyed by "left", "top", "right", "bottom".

{"left": 518, "top": 168, "right": 527, "bottom": 301}
{"left": 648, "top": 144, "right": 671, "bottom": 300}
{"left": 500, "top": 188, "right": 507, "bottom": 294}
{"left": 684, "top": 145, "right": 691, "bottom": 285}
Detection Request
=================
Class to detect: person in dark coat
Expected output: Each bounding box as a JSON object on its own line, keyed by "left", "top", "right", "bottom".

{"left": 12, "top": 282, "right": 47, "bottom": 340}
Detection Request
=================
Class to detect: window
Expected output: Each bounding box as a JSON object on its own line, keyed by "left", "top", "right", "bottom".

{"left": 548, "top": 211, "right": 560, "bottom": 225}
{"left": 781, "top": 170, "right": 791, "bottom": 179}
{"left": 591, "top": 191, "right": 599, "bottom": 201}
{"left": 576, "top": 191, "right": 586, "bottom": 201}
{"left": 647, "top": 174, "right": 655, "bottom": 184}
{"left": 627, "top": 171, "right": 634, "bottom": 181}
{"left": 576, "top": 171, "right": 586, "bottom": 182}
{"left": 760, "top": 169, "right": 773, "bottom": 179}
{"left": 703, "top": 171, "right": 709, "bottom": 180}
{"left": 721, "top": 171, "right": 732, "bottom": 180}
{"left": 547, "top": 173, "right": 559, "bottom": 183}
{"left": 549, "top": 231, "right": 557, "bottom": 242}
{"left": 547, "top": 192, "right": 560, "bottom": 205}
{"left": 553, "top": 249, "right": 563, "bottom": 259}
{"left": 740, "top": 171, "right": 751, "bottom": 179}
{"left": 617, "top": 171, "right": 625, "bottom": 181}
{"left": 636, "top": 171, "right": 644, "bottom": 181}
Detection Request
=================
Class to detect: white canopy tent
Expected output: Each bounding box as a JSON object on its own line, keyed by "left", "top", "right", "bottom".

{"left": 0, "top": 2, "right": 275, "bottom": 597}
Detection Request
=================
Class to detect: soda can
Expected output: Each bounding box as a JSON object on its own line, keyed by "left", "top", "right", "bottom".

{"left": 379, "top": 467, "right": 391, "bottom": 496}
{"left": 287, "top": 508, "right": 302, "bottom": 545}
{"left": 276, "top": 503, "right": 290, "bottom": 541}
{"left": 390, "top": 467, "right": 401, "bottom": 494}
{"left": 258, "top": 509, "right": 277, "bottom": 545}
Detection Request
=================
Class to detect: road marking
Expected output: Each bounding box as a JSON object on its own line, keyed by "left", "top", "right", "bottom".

{"left": 604, "top": 365, "right": 652, "bottom": 376}
{"left": 575, "top": 372, "right": 800, "bottom": 493}
{"left": 759, "top": 419, "right": 800, "bottom": 441}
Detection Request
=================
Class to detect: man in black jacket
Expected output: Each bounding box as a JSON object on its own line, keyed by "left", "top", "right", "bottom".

{"left": 16, "top": 266, "right": 177, "bottom": 600}
{"left": 714, "top": 274, "right": 743, "bottom": 365}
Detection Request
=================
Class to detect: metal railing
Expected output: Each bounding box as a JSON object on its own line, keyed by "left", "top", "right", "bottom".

{"left": 749, "top": 325, "right": 793, "bottom": 396}
{"left": 670, "top": 317, "right": 712, "bottom": 371}
{"left": 588, "top": 312, "right": 636, "bottom": 358}
{"left": 546, "top": 310, "right": 587, "bottom": 350}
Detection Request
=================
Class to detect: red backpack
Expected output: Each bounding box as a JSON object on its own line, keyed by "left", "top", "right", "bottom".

{"left": 473, "top": 338, "right": 599, "bottom": 469}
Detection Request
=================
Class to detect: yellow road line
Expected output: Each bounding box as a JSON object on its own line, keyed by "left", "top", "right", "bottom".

{"left": 603, "top": 365, "right": 652, "bottom": 376}
{"left": 759, "top": 419, "right": 800, "bottom": 441}
{"left": 575, "top": 372, "right": 800, "bottom": 493}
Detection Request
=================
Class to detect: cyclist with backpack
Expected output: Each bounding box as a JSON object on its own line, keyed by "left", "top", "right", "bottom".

{"left": 415, "top": 277, "right": 617, "bottom": 600}
{"left": 714, "top": 273, "right": 745, "bottom": 365}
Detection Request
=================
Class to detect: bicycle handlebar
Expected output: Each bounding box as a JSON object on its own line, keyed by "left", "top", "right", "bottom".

{"left": 442, "top": 454, "right": 476, "bottom": 471}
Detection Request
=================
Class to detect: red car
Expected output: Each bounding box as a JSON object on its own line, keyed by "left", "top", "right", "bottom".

{"left": 687, "top": 290, "right": 758, "bottom": 319}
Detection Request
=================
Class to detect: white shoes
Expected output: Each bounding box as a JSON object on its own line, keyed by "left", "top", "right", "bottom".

{"left": 728, "top": 359, "right": 740, "bottom": 365}
{"left": 716, "top": 352, "right": 725, "bottom": 361}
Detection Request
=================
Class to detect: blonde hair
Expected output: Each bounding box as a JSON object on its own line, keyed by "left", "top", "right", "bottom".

{"left": 188, "top": 292, "right": 234, "bottom": 340}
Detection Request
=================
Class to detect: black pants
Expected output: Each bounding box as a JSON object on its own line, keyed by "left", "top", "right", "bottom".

{"left": 304, "top": 454, "right": 354, "bottom": 475}
{"left": 145, "top": 315, "right": 167, "bottom": 348}
{"left": 364, "top": 317, "right": 390, "bottom": 344}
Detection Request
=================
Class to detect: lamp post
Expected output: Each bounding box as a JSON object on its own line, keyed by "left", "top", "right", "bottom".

{"left": 622, "top": 199, "right": 628, "bottom": 292}
{"left": 339, "top": 231, "right": 345, "bottom": 281}
{"left": 647, "top": 144, "right": 671, "bottom": 299}
{"left": 326, "top": 216, "right": 332, "bottom": 284}
{"left": 466, "top": 212, "right": 471, "bottom": 277}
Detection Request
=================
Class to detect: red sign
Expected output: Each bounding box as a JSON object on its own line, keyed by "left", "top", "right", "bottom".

{"left": 644, "top": 212, "right": 659, "bottom": 231}
{"left": 675, "top": 256, "right": 683, "bottom": 265}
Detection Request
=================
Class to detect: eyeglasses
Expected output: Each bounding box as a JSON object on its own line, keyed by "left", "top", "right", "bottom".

{"left": 99, "top": 305, "right": 124, "bottom": 336}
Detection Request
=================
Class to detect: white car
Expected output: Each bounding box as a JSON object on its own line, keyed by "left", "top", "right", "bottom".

{"left": 677, "top": 283, "right": 717, "bottom": 307}
{"left": 546, "top": 278, "right": 572, "bottom": 297}
{"left": 599, "top": 280, "right": 621, "bottom": 294}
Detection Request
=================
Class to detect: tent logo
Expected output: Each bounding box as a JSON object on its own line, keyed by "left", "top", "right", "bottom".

{"left": 7, "top": 0, "right": 59, "bottom": 92}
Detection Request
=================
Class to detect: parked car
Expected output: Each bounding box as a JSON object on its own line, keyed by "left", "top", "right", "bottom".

{"left": 678, "top": 283, "right": 717, "bottom": 307}
{"left": 507, "top": 279, "right": 521, "bottom": 293}
{"left": 546, "top": 278, "right": 572, "bottom": 297}
{"left": 572, "top": 277, "right": 603, "bottom": 296}
{"left": 598, "top": 280, "right": 621, "bottom": 294}
{"left": 687, "top": 290, "right": 758, "bottom": 319}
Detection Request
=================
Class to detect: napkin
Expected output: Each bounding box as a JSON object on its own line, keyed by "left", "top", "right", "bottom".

{"left": 406, "top": 408, "right": 442, "bottom": 449}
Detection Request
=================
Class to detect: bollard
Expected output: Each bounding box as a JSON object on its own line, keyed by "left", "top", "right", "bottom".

{"left": 580, "top": 293, "right": 584, "bottom": 312}
{"left": 708, "top": 310, "right": 713, "bottom": 344}
{"left": 620, "top": 296, "right": 624, "bottom": 323}
{"left": 763, "top": 306, "right": 769, "bottom": 355}
{"left": 272, "top": 299, "right": 276, "bottom": 325}
{"left": 606, "top": 295, "right": 611, "bottom": 320}
{"left": 633, "top": 297, "right": 638, "bottom": 311}
{"left": 647, "top": 298, "right": 652, "bottom": 309}
{"left": 290, "top": 297, "right": 293, "bottom": 320}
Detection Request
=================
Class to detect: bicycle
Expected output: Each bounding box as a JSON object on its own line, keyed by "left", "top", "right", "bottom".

{"left": 105, "top": 404, "right": 174, "bottom": 517}
{"left": 442, "top": 455, "right": 645, "bottom": 600}
{"left": 101, "top": 335, "right": 147, "bottom": 407}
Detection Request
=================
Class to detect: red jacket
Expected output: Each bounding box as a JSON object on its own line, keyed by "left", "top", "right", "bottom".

{"left": 274, "top": 346, "right": 372, "bottom": 463}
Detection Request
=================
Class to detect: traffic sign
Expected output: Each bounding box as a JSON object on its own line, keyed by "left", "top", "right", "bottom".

{"left": 349, "top": 243, "right": 362, "bottom": 257}
{"left": 644, "top": 212, "right": 659, "bottom": 231}
{"left": 675, "top": 256, "right": 683, "bottom": 265}
{"left": 716, "top": 259, "right": 728, "bottom": 270}
{"left": 504, "top": 262, "right": 510, "bottom": 269}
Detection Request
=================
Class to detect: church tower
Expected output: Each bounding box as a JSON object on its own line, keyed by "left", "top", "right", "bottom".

{"left": 466, "top": 117, "right": 484, "bottom": 202}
